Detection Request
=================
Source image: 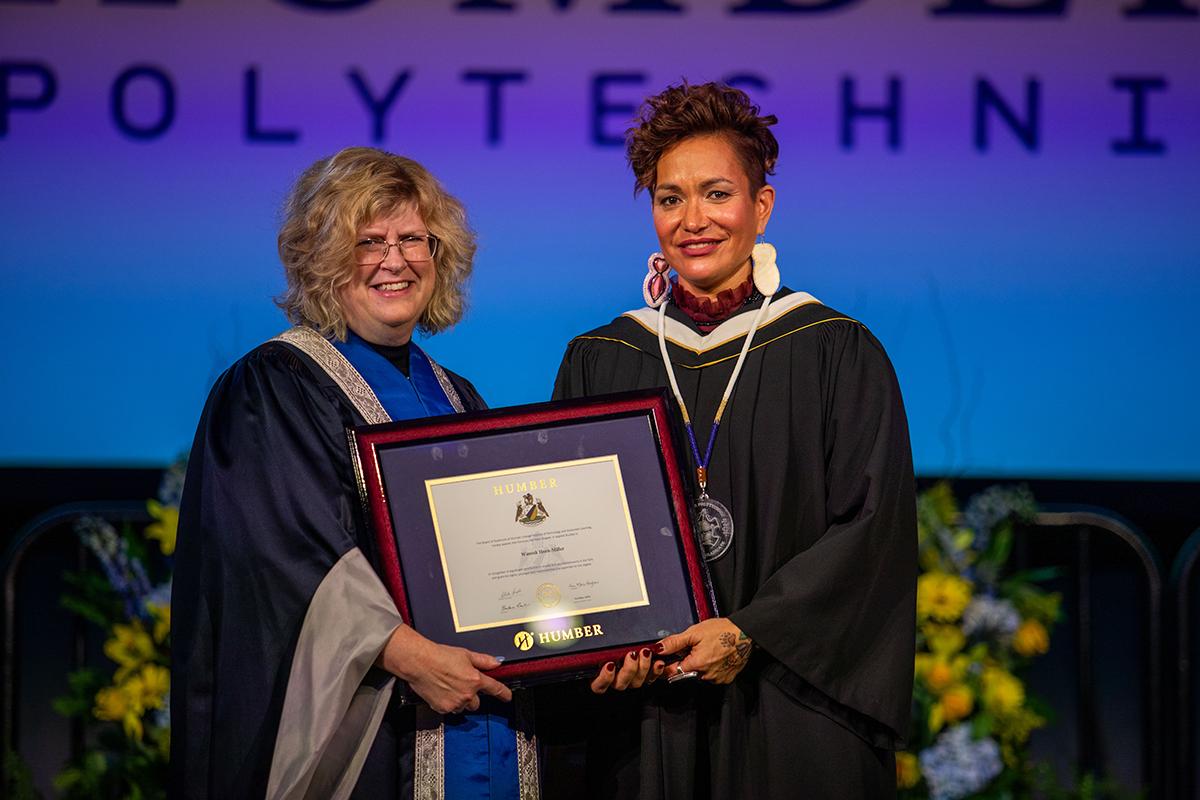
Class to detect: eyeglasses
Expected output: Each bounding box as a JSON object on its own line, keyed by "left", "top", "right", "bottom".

{"left": 354, "top": 234, "right": 440, "bottom": 265}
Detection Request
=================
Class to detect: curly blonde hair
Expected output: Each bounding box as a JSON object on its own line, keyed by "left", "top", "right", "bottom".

{"left": 626, "top": 82, "right": 779, "bottom": 196}
{"left": 276, "top": 146, "right": 476, "bottom": 340}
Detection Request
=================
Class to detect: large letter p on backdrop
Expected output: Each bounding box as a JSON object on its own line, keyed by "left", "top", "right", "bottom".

{"left": 0, "top": 61, "right": 57, "bottom": 137}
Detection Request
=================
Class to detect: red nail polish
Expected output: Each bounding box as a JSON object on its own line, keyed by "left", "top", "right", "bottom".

{"left": 605, "top": 662, "right": 615, "bottom": 672}
{"left": 653, "top": 642, "right": 665, "bottom": 654}
{"left": 642, "top": 648, "right": 652, "bottom": 658}
{"left": 627, "top": 651, "right": 636, "bottom": 660}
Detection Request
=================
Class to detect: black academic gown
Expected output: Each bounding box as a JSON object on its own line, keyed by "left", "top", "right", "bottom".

{"left": 170, "top": 339, "right": 485, "bottom": 800}
{"left": 539, "top": 289, "right": 916, "bottom": 800}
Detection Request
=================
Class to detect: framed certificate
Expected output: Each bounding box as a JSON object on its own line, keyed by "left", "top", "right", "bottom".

{"left": 349, "top": 389, "right": 716, "bottom": 686}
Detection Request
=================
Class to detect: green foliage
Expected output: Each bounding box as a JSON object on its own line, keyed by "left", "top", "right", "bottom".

{"left": 4, "top": 751, "right": 44, "bottom": 800}
{"left": 52, "top": 467, "right": 181, "bottom": 800}
{"left": 51, "top": 669, "right": 104, "bottom": 718}
{"left": 1008, "top": 584, "right": 1063, "bottom": 628}
{"left": 976, "top": 524, "right": 1012, "bottom": 584}
{"left": 53, "top": 735, "right": 167, "bottom": 800}
{"left": 1025, "top": 764, "right": 1145, "bottom": 800}
{"left": 60, "top": 570, "right": 124, "bottom": 629}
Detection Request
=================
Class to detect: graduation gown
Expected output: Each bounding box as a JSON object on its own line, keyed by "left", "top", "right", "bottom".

{"left": 541, "top": 289, "right": 916, "bottom": 799}
{"left": 171, "top": 328, "right": 535, "bottom": 799}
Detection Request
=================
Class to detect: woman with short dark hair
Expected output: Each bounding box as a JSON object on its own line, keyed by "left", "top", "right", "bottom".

{"left": 546, "top": 83, "right": 917, "bottom": 798}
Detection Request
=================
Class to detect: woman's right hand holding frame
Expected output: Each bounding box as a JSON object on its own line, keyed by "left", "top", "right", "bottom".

{"left": 378, "top": 624, "right": 512, "bottom": 714}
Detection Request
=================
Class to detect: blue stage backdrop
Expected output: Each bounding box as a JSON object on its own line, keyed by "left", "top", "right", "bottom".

{"left": 1, "top": 1, "right": 1197, "bottom": 478}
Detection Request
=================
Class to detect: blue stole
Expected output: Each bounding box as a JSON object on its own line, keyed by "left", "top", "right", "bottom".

{"left": 332, "top": 331, "right": 520, "bottom": 800}
{"left": 331, "top": 330, "right": 457, "bottom": 421}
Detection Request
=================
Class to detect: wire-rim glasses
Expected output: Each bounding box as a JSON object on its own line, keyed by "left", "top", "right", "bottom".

{"left": 354, "top": 234, "right": 440, "bottom": 265}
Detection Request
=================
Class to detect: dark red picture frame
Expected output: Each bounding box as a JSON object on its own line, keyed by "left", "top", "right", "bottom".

{"left": 349, "top": 389, "right": 716, "bottom": 686}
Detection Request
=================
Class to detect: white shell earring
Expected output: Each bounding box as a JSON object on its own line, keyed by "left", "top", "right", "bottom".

{"left": 643, "top": 252, "right": 671, "bottom": 308}
{"left": 751, "top": 240, "right": 780, "bottom": 296}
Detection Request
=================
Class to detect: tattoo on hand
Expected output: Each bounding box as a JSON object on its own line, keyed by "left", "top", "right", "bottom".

{"left": 719, "top": 630, "right": 752, "bottom": 670}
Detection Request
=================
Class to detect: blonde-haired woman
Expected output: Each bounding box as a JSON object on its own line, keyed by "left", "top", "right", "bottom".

{"left": 172, "top": 147, "right": 535, "bottom": 800}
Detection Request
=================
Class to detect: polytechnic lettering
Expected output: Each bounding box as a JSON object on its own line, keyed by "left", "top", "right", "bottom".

{"left": 0, "top": 64, "right": 1179, "bottom": 157}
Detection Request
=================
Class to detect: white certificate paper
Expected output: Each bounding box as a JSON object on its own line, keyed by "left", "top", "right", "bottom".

{"left": 426, "top": 455, "right": 650, "bottom": 632}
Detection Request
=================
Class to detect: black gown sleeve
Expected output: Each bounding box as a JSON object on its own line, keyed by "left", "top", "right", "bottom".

{"left": 554, "top": 336, "right": 639, "bottom": 401}
{"left": 446, "top": 368, "right": 488, "bottom": 412}
{"left": 727, "top": 323, "right": 917, "bottom": 748}
{"left": 551, "top": 339, "right": 587, "bottom": 401}
{"left": 170, "top": 343, "right": 385, "bottom": 799}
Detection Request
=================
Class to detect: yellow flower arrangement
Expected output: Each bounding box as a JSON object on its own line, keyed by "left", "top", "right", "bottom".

{"left": 896, "top": 752, "right": 921, "bottom": 789}
{"left": 152, "top": 724, "right": 171, "bottom": 761}
{"left": 94, "top": 676, "right": 147, "bottom": 741}
{"left": 146, "top": 498, "right": 179, "bottom": 556}
{"left": 905, "top": 484, "right": 1063, "bottom": 798}
{"left": 942, "top": 684, "right": 974, "bottom": 721}
{"left": 925, "top": 660, "right": 955, "bottom": 693}
{"left": 981, "top": 666, "right": 1025, "bottom": 717}
{"left": 992, "top": 705, "right": 1046, "bottom": 747}
{"left": 147, "top": 601, "right": 171, "bottom": 644}
{"left": 922, "top": 483, "right": 959, "bottom": 530}
{"left": 915, "top": 650, "right": 972, "bottom": 696}
{"left": 951, "top": 528, "right": 975, "bottom": 554}
{"left": 92, "top": 634, "right": 169, "bottom": 742}
{"left": 922, "top": 623, "right": 966, "bottom": 655}
{"left": 1012, "top": 619, "right": 1049, "bottom": 657}
{"left": 93, "top": 685, "right": 129, "bottom": 723}
{"left": 56, "top": 463, "right": 183, "bottom": 799}
{"left": 929, "top": 683, "right": 975, "bottom": 731}
{"left": 104, "top": 620, "right": 157, "bottom": 681}
{"left": 122, "top": 711, "right": 144, "bottom": 742}
{"left": 916, "top": 572, "right": 972, "bottom": 622}
{"left": 138, "top": 663, "right": 170, "bottom": 711}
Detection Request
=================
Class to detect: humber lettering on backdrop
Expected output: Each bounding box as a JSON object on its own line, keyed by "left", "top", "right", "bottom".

{"left": 0, "top": 0, "right": 1192, "bottom": 151}
{"left": 291, "top": 0, "right": 1197, "bottom": 14}
{"left": 0, "top": 0, "right": 1195, "bottom": 12}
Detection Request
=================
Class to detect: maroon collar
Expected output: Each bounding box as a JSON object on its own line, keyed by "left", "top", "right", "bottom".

{"left": 671, "top": 276, "right": 756, "bottom": 332}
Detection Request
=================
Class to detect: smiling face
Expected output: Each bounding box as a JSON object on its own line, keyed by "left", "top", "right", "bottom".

{"left": 652, "top": 134, "right": 775, "bottom": 299}
{"left": 338, "top": 204, "right": 436, "bottom": 346}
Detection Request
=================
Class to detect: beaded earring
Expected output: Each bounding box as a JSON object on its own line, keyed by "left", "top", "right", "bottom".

{"left": 643, "top": 252, "right": 671, "bottom": 308}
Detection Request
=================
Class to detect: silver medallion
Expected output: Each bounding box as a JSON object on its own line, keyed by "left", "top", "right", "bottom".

{"left": 692, "top": 495, "right": 734, "bottom": 562}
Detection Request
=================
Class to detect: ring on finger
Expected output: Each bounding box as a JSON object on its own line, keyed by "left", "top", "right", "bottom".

{"left": 667, "top": 664, "right": 699, "bottom": 684}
